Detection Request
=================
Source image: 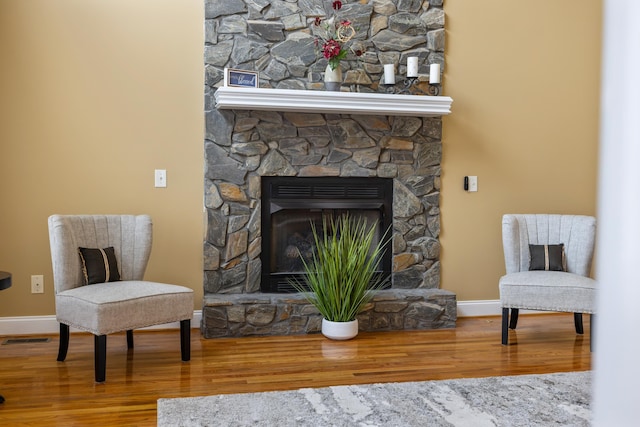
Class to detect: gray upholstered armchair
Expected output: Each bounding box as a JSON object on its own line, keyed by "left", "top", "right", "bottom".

{"left": 499, "top": 214, "right": 597, "bottom": 347}
{"left": 48, "top": 215, "right": 194, "bottom": 382}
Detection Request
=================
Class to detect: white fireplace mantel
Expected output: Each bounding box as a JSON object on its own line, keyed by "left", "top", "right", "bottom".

{"left": 214, "top": 87, "right": 452, "bottom": 117}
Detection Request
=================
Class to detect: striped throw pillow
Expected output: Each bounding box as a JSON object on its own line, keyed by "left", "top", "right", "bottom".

{"left": 528, "top": 244, "right": 566, "bottom": 271}
{"left": 78, "top": 247, "right": 121, "bottom": 285}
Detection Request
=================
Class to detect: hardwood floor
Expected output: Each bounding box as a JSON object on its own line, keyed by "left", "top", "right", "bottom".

{"left": 0, "top": 314, "right": 591, "bottom": 426}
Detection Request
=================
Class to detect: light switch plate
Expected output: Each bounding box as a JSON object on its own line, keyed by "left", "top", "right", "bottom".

{"left": 468, "top": 176, "right": 478, "bottom": 192}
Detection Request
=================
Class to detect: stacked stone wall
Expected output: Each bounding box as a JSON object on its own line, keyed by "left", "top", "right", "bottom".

{"left": 204, "top": 0, "right": 445, "bottom": 96}
{"left": 202, "top": 0, "right": 455, "bottom": 337}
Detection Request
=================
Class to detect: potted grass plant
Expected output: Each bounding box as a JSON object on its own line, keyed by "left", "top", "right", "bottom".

{"left": 292, "top": 213, "right": 390, "bottom": 340}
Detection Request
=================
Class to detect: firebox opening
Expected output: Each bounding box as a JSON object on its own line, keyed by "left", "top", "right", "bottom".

{"left": 261, "top": 177, "right": 393, "bottom": 293}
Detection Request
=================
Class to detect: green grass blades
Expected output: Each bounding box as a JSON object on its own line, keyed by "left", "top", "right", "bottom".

{"left": 291, "top": 213, "right": 389, "bottom": 322}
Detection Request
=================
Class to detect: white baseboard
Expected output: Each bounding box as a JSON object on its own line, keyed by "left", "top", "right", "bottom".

{"left": 0, "top": 311, "right": 203, "bottom": 336}
{"left": 456, "top": 300, "right": 502, "bottom": 317}
{"left": 456, "top": 300, "right": 553, "bottom": 317}
{"left": 0, "top": 302, "right": 549, "bottom": 336}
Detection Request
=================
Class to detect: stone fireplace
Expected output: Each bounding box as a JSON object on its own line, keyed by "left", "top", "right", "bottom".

{"left": 202, "top": 0, "right": 455, "bottom": 338}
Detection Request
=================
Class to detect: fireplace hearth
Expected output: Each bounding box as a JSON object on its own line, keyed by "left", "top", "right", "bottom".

{"left": 261, "top": 176, "right": 393, "bottom": 293}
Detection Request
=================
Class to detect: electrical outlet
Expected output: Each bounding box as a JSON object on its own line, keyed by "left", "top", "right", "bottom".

{"left": 155, "top": 169, "right": 167, "bottom": 188}
{"left": 31, "top": 275, "right": 44, "bottom": 294}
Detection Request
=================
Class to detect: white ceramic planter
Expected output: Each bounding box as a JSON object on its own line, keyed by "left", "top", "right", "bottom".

{"left": 321, "top": 318, "right": 358, "bottom": 340}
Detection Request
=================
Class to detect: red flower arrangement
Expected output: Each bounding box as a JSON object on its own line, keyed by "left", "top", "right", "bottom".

{"left": 314, "top": 1, "right": 360, "bottom": 70}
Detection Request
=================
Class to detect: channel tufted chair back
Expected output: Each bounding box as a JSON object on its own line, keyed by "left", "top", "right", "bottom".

{"left": 50, "top": 215, "right": 152, "bottom": 293}
{"left": 499, "top": 214, "right": 597, "bottom": 349}
{"left": 48, "top": 214, "right": 193, "bottom": 382}
{"left": 502, "top": 214, "right": 595, "bottom": 276}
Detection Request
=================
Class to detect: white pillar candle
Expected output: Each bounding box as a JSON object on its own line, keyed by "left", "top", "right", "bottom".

{"left": 407, "top": 57, "right": 418, "bottom": 77}
{"left": 429, "top": 63, "right": 441, "bottom": 84}
{"left": 383, "top": 64, "right": 395, "bottom": 84}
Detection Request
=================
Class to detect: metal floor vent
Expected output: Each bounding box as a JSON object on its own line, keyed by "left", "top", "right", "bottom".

{"left": 2, "top": 338, "right": 51, "bottom": 345}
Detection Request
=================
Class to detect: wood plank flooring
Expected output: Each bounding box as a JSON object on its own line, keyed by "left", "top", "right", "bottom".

{"left": 0, "top": 314, "right": 591, "bottom": 426}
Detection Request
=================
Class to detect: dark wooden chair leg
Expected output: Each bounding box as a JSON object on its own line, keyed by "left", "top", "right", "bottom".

{"left": 508, "top": 308, "right": 519, "bottom": 329}
{"left": 574, "top": 312, "right": 584, "bottom": 334}
{"left": 126, "top": 330, "right": 134, "bottom": 349}
{"left": 590, "top": 313, "right": 594, "bottom": 352}
{"left": 94, "top": 335, "right": 107, "bottom": 383}
{"left": 501, "top": 308, "right": 509, "bottom": 345}
{"left": 57, "top": 323, "right": 70, "bottom": 362}
{"left": 180, "top": 319, "right": 191, "bottom": 361}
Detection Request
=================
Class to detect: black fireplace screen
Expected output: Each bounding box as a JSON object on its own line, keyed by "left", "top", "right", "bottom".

{"left": 261, "top": 177, "right": 393, "bottom": 293}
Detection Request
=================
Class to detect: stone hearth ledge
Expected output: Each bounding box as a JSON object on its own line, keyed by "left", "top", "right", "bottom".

{"left": 202, "top": 289, "right": 457, "bottom": 338}
{"left": 214, "top": 87, "right": 453, "bottom": 117}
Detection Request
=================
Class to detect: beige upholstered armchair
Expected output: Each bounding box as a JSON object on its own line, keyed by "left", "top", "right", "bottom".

{"left": 48, "top": 215, "right": 194, "bottom": 382}
{"left": 499, "top": 214, "right": 597, "bottom": 348}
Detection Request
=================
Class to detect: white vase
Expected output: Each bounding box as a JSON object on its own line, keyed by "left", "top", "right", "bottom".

{"left": 323, "top": 64, "right": 342, "bottom": 91}
{"left": 322, "top": 318, "right": 358, "bottom": 340}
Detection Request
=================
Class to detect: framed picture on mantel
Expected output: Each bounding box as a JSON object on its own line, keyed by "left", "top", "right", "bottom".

{"left": 224, "top": 68, "right": 259, "bottom": 88}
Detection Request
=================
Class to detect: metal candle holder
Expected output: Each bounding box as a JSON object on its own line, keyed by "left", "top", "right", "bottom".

{"left": 381, "top": 82, "right": 397, "bottom": 94}
{"left": 427, "top": 82, "right": 441, "bottom": 96}
{"left": 381, "top": 77, "right": 441, "bottom": 96}
{"left": 401, "top": 77, "right": 419, "bottom": 94}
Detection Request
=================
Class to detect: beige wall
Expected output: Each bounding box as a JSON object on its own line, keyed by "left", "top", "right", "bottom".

{"left": 442, "top": 0, "right": 601, "bottom": 301}
{"left": 0, "top": 0, "right": 601, "bottom": 318}
{"left": 0, "top": 0, "right": 205, "bottom": 316}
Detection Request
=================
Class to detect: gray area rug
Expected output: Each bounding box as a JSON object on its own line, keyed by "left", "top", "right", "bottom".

{"left": 157, "top": 371, "right": 591, "bottom": 427}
